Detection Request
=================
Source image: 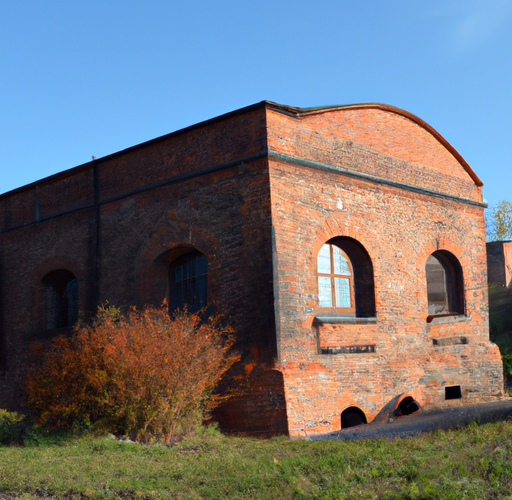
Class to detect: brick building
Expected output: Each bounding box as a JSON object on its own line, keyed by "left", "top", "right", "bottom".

{"left": 487, "top": 241, "right": 512, "bottom": 287}
{"left": 487, "top": 241, "right": 512, "bottom": 363}
{"left": 0, "top": 101, "right": 503, "bottom": 437}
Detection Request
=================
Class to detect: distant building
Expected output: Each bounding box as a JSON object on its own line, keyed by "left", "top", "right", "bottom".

{"left": 487, "top": 241, "right": 512, "bottom": 287}
{"left": 486, "top": 240, "right": 512, "bottom": 367}
{"left": 0, "top": 101, "right": 504, "bottom": 437}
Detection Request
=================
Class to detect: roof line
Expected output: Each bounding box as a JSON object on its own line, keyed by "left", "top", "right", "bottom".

{"left": 263, "top": 101, "right": 483, "bottom": 187}
{"left": 1, "top": 100, "right": 482, "bottom": 199}
{"left": 0, "top": 101, "right": 269, "bottom": 199}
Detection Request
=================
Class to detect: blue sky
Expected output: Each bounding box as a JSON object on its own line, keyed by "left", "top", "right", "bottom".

{"left": 1, "top": 1, "right": 511, "bottom": 210}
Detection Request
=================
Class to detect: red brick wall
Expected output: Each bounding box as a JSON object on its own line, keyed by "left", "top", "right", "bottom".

{"left": 0, "top": 105, "right": 284, "bottom": 433}
{"left": 267, "top": 107, "right": 502, "bottom": 437}
{"left": 267, "top": 107, "right": 481, "bottom": 203}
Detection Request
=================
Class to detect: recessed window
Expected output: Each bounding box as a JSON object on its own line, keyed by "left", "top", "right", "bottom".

{"left": 317, "top": 244, "right": 354, "bottom": 313}
{"left": 425, "top": 251, "right": 464, "bottom": 317}
{"left": 42, "top": 270, "right": 78, "bottom": 330}
{"left": 168, "top": 250, "right": 208, "bottom": 314}
{"left": 315, "top": 237, "right": 376, "bottom": 318}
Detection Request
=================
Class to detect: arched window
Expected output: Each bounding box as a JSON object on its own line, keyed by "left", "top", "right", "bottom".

{"left": 42, "top": 270, "right": 78, "bottom": 330}
{"left": 168, "top": 250, "right": 208, "bottom": 313}
{"left": 425, "top": 250, "right": 464, "bottom": 317}
{"left": 316, "top": 237, "right": 376, "bottom": 317}
{"left": 317, "top": 244, "right": 355, "bottom": 314}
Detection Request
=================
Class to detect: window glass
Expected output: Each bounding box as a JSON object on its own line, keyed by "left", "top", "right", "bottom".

{"left": 318, "top": 276, "right": 333, "bottom": 307}
{"left": 332, "top": 246, "right": 351, "bottom": 275}
{"left": 334, "top": 277, "right": 351, "bottom": 308}
{"left": 316, "top": 243, "right": 354, "bottom": 313}
{"left": 66, "top": 279, "right": 79, "bottom": 327}
{"left": 426, "top": 255, "right": 448, "bottom": 314}
{"left": 315, "top": 237, "right": 376, "bottom": 318}
{"left": 169, "top": 251, "right": 208, "bottom": 313}
{"left": 317, "top": 244, "right": 331, "bottom": 273}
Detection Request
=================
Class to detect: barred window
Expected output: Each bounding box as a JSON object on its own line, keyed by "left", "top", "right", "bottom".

{"left": 42, "top": 270, "right": 78, "bottom": 330}
{"left": 169, "top": 251, "right": 208, "bottom": 314}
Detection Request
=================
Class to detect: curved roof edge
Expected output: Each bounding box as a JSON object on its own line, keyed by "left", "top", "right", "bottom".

{"left": 264, "top": 101, "right": 483, "bottom": 187}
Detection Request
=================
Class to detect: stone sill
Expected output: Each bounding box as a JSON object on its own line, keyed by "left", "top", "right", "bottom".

{"left": 314, "top": 315, "right": 377, "bottom": 324}
{"left": 427, "top": 314, "right": 471, "bottom": 324}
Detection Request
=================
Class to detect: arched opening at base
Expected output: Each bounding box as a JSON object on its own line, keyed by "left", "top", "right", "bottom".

{"left": 212, "top": 369, "right": 288, "bottom": 437}
{"left": 395, "top": 396, "right": 421, "bottom": 417}
{"left": 341, "top": 406, "right": 367, "bottom": 428}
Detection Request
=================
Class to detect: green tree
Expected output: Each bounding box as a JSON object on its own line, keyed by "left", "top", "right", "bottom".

{"left": 486, "top": 200, "right": 512, "bottom": 241}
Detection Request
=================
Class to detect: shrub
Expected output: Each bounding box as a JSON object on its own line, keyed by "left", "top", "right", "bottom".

{"left": 502, "top": 353, "right": 512, "bottom": 377}
{"left": 0, "top": 409, "right": 26, "bottom": 445}
{"left": 25, "top": 305, "right": 239, "bottom": 442}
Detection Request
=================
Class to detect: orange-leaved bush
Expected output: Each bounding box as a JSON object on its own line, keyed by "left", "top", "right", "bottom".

{"left": 26, "top": 305, "right": 239, "bottom": 441}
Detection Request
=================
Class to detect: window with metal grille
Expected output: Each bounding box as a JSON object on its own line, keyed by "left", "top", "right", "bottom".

{"left": 42, "top": 270, "right": 78, "bottom": 330}
{"left": 168, "top": 251, "right": 208, "bottom": 314}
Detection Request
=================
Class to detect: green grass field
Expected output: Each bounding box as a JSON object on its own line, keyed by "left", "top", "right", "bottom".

{"left": 1, "top": 420, "right": 512, "bottom": 499}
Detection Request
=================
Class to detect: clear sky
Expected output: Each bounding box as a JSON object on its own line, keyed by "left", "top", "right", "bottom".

{"left": 1, "top": 1, "right": 511, "bottom": 210}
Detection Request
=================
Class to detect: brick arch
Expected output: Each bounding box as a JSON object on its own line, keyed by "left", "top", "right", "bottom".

{"left": 134, "top": 217, "right": 220, "bottom": 308}
{"left": 418, "top": 238, "right": 467, "bottom": 317}
{"left": 36, "top": 256, "right": 83, "bottom": 284}
{"left": 372, "top": 389, "right": 425, "bottom": 423}
{"left": 340, "top": 405, "right": 368, "bottom": 428}
{"left": 312, "top": 216, "right": 378, "bottom": 260}
{"left": 214, "top": 368, "right": 288, "bottom": 437}
{"left": 421, "top": 238, "right": 466, "bottom": 265}
{"left": 30, "top": 257, "right": 84, "bottom": 331}
{"left": 311, "top": 230, "right": 376, "bottom": 318}
{"left": 416, "top": 237, "right": 467, "bottom": 289}
{"left": 394, "top": 393, "right": 421, "bottom": 417}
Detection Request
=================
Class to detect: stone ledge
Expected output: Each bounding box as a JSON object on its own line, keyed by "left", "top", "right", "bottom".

{"left": 427, "top": 314, "right": 471, "bottom": 324}
{"left": 315, "top": 315, "right": 377, "bottom": 324}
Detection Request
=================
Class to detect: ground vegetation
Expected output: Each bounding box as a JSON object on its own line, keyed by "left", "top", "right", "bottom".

{"left": 1, "top": 421, "right": 512, "bottom": 499}
{"left": 25, "top": 305, "right": 239, "bottom": 442}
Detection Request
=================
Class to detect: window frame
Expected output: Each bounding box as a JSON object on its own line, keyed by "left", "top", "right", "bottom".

{"left": 168, "top": 250, "right": 209, "bottom": 314}
{"left": 316, "top": 243, "right": 356, "bottom": 316}
{"left": 425, "top": 250, "right": 465, "bottom": 320}
{"left": 42, "top": 270, "right": 79, "bottom": 331}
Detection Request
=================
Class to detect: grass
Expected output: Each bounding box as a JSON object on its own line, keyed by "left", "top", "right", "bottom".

{"left": 2, "top": 421, "right": 512, "bottom": 499}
